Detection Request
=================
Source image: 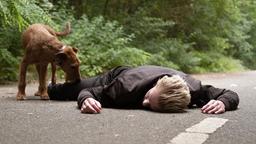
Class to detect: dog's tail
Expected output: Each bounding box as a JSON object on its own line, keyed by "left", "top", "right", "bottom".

{"left": 44, "top": 22, "right": 71, "bottom": 37}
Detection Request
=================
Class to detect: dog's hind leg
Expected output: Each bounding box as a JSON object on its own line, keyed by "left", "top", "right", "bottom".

{"left": 17, "top": 59, "right": 28, "bottom": 100}
{"left": 35, "top": 64, "right": 49, "bottom": 100}
{"left": 40, "top": 63, "right": 50, "bottom": 100}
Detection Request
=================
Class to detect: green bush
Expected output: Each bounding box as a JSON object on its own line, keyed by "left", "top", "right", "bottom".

{"left": 146, "top": 54, "right": 179, "bottom": 70}
{"left": 0, "top": 27, "right": 22, "bottom": 81}
{"left": 0, "top": 0, "right": 254, "bottom": 82}
{"left": 64, "top": 16, "right": 150, "bottom": 77}
{"left": 192, "top": 51, "right": 245, "bottom": 73}
{"left": 0, "top": 48, "right": 18, "bottom": 81}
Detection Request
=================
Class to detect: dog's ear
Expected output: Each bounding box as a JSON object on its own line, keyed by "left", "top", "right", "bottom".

{"left": 55, "top": 52, "right": 67, "bottom": 66}
{"left": 72, "top": 47, "right": 78, "bottom": 53}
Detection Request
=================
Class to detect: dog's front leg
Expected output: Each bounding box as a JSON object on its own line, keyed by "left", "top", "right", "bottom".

{"left": 36, "top": 64, "right": 49, "bottom": 100}
{"left": 35, "top": 64, "right": 42, "bottom": 97}
{"left": 51, "top": 62, "right": 56, "bottom": 84}
{"left": 17, "top": 59, "right": 28, "bottom": 100}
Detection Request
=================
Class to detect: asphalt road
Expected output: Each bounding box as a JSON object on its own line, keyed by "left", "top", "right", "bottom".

{"left": 0, "top": 71, "right": 256, "bottom": 144}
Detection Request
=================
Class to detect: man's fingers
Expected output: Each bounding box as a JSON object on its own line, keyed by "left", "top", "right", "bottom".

{"left": 207, "top": 105, "right": 220, "bottom": 114}
{"left": 202, "top": 100, "right": 226, "bottom": 114}
{"left": 202, "top": 105, "right": 214, "bottom": 113}
{"left": 202, "top": 100, "right": 219, "bottom": 113}
{"left": 201, "top": 104, "right": 209, "bottom": 111}
{"left": 81, "top": 98, "right": 102, "bottom": 114}
{"left": 202, "top": 102, "right": 217, "bottom": 113}
{"left": 95, "top": 101, "right": 102, "bottom": 110}
{"left": 214, "top": 107, "right": 225, "bottom": 114}
{"left": 90, "top": 102, "right": 101, "bottom": 113}
{"left": 213, "top": 101, "right": 225, "bottom": 114}
{"left": 81, "top": 103, "right": 97, "bottom": 114}
{"left": 207, "top": 104, "right": 225, "bottom": 114}
{"left": 201, "top": 100, "right": 215, "bottom": 110}
{"left": 88, "top": 99, "right": 101, "bottom": 113}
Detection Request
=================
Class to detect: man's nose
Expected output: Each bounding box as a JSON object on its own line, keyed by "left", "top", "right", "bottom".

{"left": 142, "top": 99, "right": 150, "bottom": 107}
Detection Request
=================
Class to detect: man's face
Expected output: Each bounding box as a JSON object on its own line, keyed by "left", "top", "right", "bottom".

{"left": 142, "top": 86, "right": 160, "bottom": 111}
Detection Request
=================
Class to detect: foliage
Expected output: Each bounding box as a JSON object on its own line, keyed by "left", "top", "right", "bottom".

{"left": 1, "top": 0, "right": 256, "bottom": 82}
{"left": 237, "top": 0, "right": 256, "bottom": 69}
{"left": 0, "top": 48, "right": 18, "bottom": 81}
{"left": 0, "top": 0, "right": 24, "bottom": 81}
{"left": 63, "top": 15, "right": 150, "bottom": 76}
{"left": 184, "top": 0, "right": 253, "bottom": 70}
{"left": 119, "top": 8, "right": 183, "bottom": 70}
{"left": 191, "top": 51, "right": 245, "bottom": 73}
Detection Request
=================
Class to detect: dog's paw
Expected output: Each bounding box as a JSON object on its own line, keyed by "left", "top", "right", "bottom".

{"left": 16, "top": 92, "right": 26, "bottom": 100}
{"left": 34, "top": 91, "right": 42, "bottom": 96}
{"left": 40, "top": 94, "right": 50, "bottom": 100}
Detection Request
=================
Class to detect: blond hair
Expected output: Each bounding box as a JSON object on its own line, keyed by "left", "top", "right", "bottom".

{"left": 155, "top": 75, "right": 191, "bottom": 112}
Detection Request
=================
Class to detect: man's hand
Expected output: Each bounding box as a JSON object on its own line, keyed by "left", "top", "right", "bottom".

{"left": 201, "top": 100, "right": 225, "bottom": 114}
{"left": 81, "top": 98, "right": 102, "bottom": 114}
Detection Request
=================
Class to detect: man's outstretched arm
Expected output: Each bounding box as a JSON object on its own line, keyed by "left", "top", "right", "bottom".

{"left": 77, "top": 87, "right": 104, "bottom": 114}
{"left": 200, "top": 85, "right": 239, "bottom": 114}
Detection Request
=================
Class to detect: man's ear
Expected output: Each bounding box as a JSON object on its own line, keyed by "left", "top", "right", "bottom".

{"left": 72, "top": 47, "right": 78, "bottom": 53}
{"left": 55, "top": 52, "right": 67, "bottom": 66}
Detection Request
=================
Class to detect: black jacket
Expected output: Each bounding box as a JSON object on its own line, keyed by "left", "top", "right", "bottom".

{"left": 48, "top": 66, "right": 239, "bottom": 111}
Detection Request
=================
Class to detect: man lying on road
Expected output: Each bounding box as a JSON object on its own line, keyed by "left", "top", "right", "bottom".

{"left": 48, "top": 65, "right": 239, "bottom": 114}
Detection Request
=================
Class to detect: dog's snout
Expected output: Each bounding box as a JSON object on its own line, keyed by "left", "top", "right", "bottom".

{"left": 69, "top": 64, "right": 81, "bottom": 82}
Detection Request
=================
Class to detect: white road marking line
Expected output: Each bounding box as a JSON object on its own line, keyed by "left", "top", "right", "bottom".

{"left": 170, "top": 132, "right": 208, "bottom": 144}
{"left": 169, "top": 117, "right": 228, "bottom": 144}
{"left": 230, "top": 84, "right": 238, "bottom": 87}
{"left": 186, "top": 117, "right": 228, "bottom": 133}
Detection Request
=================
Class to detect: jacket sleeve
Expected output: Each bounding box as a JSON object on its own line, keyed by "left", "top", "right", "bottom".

{"left": 201, "top": 85, "right": 239, "bottom": 111}
{"left": 77, "top": 86, "right": 104, "bottom": 109}
{"left": 48, "top": 83, "right": 79, "bottom": 100}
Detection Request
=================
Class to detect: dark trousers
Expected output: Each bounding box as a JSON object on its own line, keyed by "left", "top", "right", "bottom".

{"left": 48, "top": 66, "right": 130, "bottom": 100}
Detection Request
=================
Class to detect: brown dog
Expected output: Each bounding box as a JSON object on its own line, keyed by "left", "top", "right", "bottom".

{"left": 17, "top": 23, "right": 81, "bottom": 100}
